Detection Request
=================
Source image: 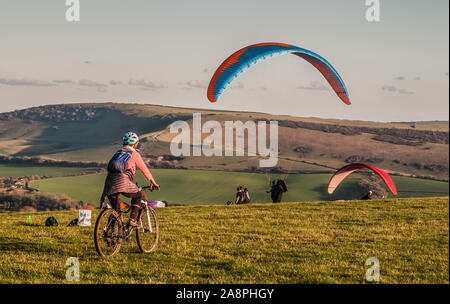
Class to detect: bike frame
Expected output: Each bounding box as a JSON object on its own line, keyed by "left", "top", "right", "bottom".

{"left": 144, "top": 205, "right": 153, "bottom": 233}
{"left": 95, "top": 184, "right": 159, "bottom": 256}
{"left": 113, "top": 193, "right": 154, "bottom": 238}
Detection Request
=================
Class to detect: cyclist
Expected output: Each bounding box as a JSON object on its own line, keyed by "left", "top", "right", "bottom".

{"left": 100, "top": 132, "right": 160, "bottom": 227}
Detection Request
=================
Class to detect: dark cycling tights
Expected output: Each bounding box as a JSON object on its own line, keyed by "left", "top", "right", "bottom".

{"left": 107, "top": 190, "right": 147, "bottom": 211}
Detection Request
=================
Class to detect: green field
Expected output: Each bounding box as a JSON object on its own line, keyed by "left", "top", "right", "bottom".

{"left": 30, "top": 169, "right": 449, "bottom": 206}
{"left": 0, "top": 164, "right": 101, "bottom": 178}
{"left": 0, "top": 197, "right": 448, "bottom": 284}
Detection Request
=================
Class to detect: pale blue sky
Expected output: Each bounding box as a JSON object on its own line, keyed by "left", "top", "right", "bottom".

{"left": 0, "top": 0, "right": 448, "bottom": 121}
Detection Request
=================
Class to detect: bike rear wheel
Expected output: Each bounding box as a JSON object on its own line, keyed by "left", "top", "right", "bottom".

{"left": 94, "top": 208, "right": 124, "bottom": 257}
{"left": 136, "top": 206, "right": 159, "bottom": 253}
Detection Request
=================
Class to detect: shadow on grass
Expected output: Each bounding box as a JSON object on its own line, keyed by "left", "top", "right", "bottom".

{"left": 18, "top": 223, "right": 41, "bottom": 227}
{"left": 0, "top": 239, "right": 56, "bottom": 253}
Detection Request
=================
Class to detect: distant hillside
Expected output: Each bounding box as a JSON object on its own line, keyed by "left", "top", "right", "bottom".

{"left": 0, "top": 103, "right": 448, "bottom": 180}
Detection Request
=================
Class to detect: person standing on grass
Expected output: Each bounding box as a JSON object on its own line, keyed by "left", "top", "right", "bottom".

{"left": 100, "top": 132, "right": 159, "bottom": 227}
{"left": 270, "top": 180, "right": 288, "bottom": 203}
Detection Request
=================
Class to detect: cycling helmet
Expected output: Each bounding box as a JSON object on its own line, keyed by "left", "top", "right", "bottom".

{"left": 123, "top": 132, "right": 139, "bottom": 145}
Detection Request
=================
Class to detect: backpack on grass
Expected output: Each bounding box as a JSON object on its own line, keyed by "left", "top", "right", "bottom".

{"left": 45, "top": 216, "right": 58, "bottom": 227}
{"left": 67, "top": 218, "right": 78, "bottom": 226}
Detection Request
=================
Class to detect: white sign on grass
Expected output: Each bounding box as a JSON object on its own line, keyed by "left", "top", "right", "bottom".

{"left": 78, "top": 210, "right": 91, "bottom": 226}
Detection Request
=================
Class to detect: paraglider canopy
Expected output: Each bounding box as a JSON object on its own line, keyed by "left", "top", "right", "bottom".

{"left": 207, "top": 42, "right": 350, "bottom": 105}
{"left": 327, "top": 163, "right": 398, "bottom": 196}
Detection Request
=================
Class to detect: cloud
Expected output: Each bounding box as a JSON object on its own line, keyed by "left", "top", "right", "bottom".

{"left": 128, "top": 79, "right": 167, "bottom": 90}
{"left": 231, "top": 81, "right": 244, "bottom": 89}
{"left": 53, "top": 79, "right": 75, "bottom": 84}
{"left": 382, "top": 85, "right": 414, "bottom": 95}
{"left": 297, "top": 81, "right": 330, "bottom": 91}
{"left": 109, "top": 80, "right": 123, "bottom": 86}
{"left": 79, "top": 79, "right": 106, "bottom": 87}
{"left": 176, "top": 81, "right": 193, "bottom": 90}
{"left": 185, "top": 80, "right": 208, "bottom": 89}
{"left": 395, "top": 76, "right": 422, "bottom": 81}
{"left": 78, "top": 79, "right": 108, "bottom": 92}
{"left": 0, "top": 77, "right": 56, "bottom": 87}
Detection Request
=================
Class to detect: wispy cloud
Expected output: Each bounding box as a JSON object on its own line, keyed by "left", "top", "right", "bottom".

{"left": 382, "top": 85, "right": 414, "bottom": 95}
{"left": 128, "top": 79, "right": 167, "bottom": 90}
{"left": 109, "top": 80, "right": 123, "bottom": 86}
{"left": 395, "top": 76, "right": 421, "bottom": 81}
{"left": 78, "top": 79, "right": 108, "bottom": 92}
{"left": 297, "top": 81, "right": 329, "bottom": 91}
{"left": 79, "top": 79, "right": 106, "bottom": 87}
{"left": 231, "top": 81, "right": 244, "bottom": 89}
{"left": 0, "top": 77, "right": 57, "bottom": 87}
{"left": 53, "top": 79, "right": 75, "bottom": 84}
{"left": 185, "top": 80, "right": 208, "bottom": 89}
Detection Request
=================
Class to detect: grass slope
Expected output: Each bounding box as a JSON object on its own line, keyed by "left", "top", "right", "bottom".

{"left": 0, "top": 164, "right": 100, "bottom": 178}
{"left": 30, "top": 169, "right": 449, "bottom": 206}
{"left": 0, "top": 197, "right": 448, "bottom": 284}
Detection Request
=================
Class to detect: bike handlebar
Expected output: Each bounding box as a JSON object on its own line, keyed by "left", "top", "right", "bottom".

{"left": 141, "top": 185, "right": 160, "bottom": 192}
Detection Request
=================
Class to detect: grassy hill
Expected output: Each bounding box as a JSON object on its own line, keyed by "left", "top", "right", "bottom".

{"left": 0, "top": 197, "right": 448, "bottom": 284}
{"left": 30, "top": 169, "right": 449, "bottom": 206}
{"left": 0, "top": 163, "right": 100, "bottom": 178}
{"left": 0, "top": 102, "right": 448, "bottom": 180}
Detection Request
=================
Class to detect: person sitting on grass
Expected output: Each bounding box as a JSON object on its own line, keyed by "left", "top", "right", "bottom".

{"left": 235, "top": 186, "right": 251, "bottom": 205}
{"left": 360, "top": 190, "right": 374, "bottom": 200}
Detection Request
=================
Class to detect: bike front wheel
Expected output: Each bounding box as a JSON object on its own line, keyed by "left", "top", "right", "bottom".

{"left": 94, "top": 208, "right": 124, "bottom": 257}
{"left": 136, "top": 206, "right": 159, "bottom": 253}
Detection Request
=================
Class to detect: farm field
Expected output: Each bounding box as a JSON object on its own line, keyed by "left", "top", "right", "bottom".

{"left": 0, "top": 164, "right": 100, "bottom": 178}
{"left": 0, "top": 197, "right": 447, "bottom": 284}
{"left": 30, "top": 169, "right": 449, "bottom": 206}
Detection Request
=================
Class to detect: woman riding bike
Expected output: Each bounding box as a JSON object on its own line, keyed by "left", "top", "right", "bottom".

{"left": 100, "top": 132, "right": 159, "bottom": 227}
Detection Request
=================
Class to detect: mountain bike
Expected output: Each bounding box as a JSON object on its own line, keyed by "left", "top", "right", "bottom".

{"left": 94, "top": 185, "right": 159, "bottom": 257}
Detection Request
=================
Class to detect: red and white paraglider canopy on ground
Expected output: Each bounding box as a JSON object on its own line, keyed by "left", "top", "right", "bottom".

{"left": 327, "top": 163, "right": 398, "bottom": 196}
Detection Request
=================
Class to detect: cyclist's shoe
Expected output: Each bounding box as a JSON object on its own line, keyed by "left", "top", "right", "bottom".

{"left": 105, "top": 237, "right": 114, "bottom": 247}
{"left": 128, "top": 218, "right": 140, "bottom": 227}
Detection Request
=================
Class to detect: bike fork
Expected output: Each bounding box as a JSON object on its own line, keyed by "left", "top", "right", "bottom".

{"left": 146, "top": 208, "right": 153, "bottom": 233}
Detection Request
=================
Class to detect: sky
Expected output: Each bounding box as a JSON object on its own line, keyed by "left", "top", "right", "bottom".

{"left": 0, "top": 0, "right": 448, "bottom": 122}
